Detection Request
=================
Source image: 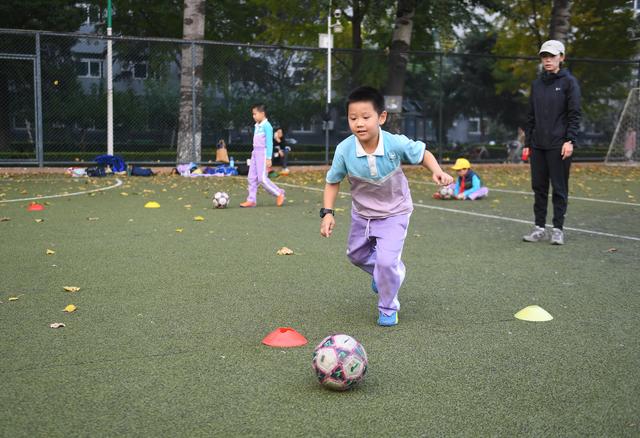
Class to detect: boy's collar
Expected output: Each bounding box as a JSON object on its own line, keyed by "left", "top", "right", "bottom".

{"left": 355, "top": 128, "right": 384, "bottom": 157}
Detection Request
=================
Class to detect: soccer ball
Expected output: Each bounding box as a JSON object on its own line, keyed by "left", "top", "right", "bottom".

{"left": 212, "top": 191, "right": 230, "bottom": 208}
{"left": 312, "top": 334, "right": 368, "bottom": 391}
{"left": 439, "top": 185, "right": 454, "bottom": 199}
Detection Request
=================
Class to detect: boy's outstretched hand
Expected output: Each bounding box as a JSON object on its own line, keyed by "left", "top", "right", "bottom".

{"left": 320, "top": 215, "right": 335, "bottom": 237}
{"left": 433, "top": 170, "right": 454, "bottom": 186}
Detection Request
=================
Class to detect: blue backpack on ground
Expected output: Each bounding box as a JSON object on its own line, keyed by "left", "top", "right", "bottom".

{"left": 130, "top": 166, "right": 154, "bottom": 177}
{"left": 95, "top": 154, "right": 127, "bottom": 173}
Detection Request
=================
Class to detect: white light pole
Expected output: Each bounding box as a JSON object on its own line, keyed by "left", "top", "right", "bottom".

{"left": 106, "top": 0, "right": 114, "bottom": 156}
{"left": 323, "top": 1, "right": 342, "bottom": 163}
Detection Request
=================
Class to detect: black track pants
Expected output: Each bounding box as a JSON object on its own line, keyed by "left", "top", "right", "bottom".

{"left": 530, "top": 147, "right": 572, "bottom": 229}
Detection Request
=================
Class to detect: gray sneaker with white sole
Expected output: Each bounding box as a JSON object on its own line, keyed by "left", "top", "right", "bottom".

{"left": 523, "top": 226, "right": 548, "bottom": 242}
{"left": 550, "top": 228, "right": 565, "bottom": 245}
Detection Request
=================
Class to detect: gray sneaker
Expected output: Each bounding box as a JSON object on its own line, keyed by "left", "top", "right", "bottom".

{"left": 523, "top": 226, "right": 548, "bottom": 242}
{"left": 550, "top": 228, "right": 565, "bottom": 245}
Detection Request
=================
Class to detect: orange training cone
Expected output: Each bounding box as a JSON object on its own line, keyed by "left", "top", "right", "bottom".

{"left": 262, "top": 327, "right": 308, "bottom": 347}
{"left": 27, "top": 202, "right": 45, "bottom": 211}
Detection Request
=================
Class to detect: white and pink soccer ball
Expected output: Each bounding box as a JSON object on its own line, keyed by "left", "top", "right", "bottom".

{"left": 439, "top": 185, "right": 454, "bottom": 199}
{"left": 212, "top": 191, "right": 230, "bottom": 208}
{"left": 312, "top": 334, "right": 368, "bottom": 391}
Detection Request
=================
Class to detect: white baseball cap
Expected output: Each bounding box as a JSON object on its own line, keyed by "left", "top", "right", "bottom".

{"left": 539, "top": 40, "right": 565, "bottom": 56}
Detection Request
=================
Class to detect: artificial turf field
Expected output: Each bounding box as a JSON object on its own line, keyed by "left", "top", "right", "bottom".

{"left": 1, "top": 164, "right": 639, "bottom": 437}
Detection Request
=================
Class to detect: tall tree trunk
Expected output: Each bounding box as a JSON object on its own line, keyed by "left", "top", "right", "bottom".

{"left": 177, "top": 0, "right": 205, "bottom": 164}
{"left": 549, "top": 0, "right": 571, "bottom": 42}
{"left": 384, "top": 0, "right": 415, "bottom": 134}
{"left": 350, "top": 0, "right": 365, "bottom": 88}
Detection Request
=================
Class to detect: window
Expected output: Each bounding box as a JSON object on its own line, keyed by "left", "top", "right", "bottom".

{"left": 468, "top": 117, "right": 481, "bottom": 135}
{"left": 133, "top": 62, "right": 148, "bottom": 79}
{"left": 12, "top": 116, "right": 29, "bottom": 130}
{"left": 77, "top": 59, "right": 102, "bottom": 78}
{"left": 121, "top": 61, "right": 148, "bottom": 79}
{"left": 291, "top": 121, "right": 314, "bottom": 133}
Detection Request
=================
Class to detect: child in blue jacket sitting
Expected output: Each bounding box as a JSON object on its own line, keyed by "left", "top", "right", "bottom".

{"left": 450, "top": 158, "right": 488, "bottom": 200}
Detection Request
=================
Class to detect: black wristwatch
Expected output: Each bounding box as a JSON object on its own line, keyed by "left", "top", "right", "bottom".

{"left": 319, "top": 208, "right": 335, "bottom": 218}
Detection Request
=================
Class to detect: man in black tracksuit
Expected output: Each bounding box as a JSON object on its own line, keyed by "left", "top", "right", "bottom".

{"left": 523, "top": 40, "right": 581, "bottom": 245}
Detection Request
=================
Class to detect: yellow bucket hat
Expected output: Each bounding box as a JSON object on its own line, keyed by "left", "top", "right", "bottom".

{"left": 451, "top": 158, "right": 471, "bottom": 170}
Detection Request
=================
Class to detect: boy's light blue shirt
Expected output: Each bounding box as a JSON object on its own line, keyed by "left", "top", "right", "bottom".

{"left": 326, "top": 129, "right": 426, "bottom": 183}
{"left": 326, "top": 129, "right": 426, "bottom": 219}
{"left": 253, "top": 119, "right": 274, "bottom": 158}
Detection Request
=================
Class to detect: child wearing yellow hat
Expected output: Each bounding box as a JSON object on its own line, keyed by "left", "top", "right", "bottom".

{"left": 448, "top": 158, "right": 488, "bottom": 200}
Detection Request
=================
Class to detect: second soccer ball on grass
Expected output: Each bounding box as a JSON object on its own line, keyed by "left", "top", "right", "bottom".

{"left": 212, "top": 192, "right": 230, "bottom": 208}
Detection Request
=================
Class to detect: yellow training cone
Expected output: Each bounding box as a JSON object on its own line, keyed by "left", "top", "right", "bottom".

{"left": 514, "top": 305, "right": 553, "bottom": 322}
{"left": 144, "top": 201, "right": 161, "bottom": 209}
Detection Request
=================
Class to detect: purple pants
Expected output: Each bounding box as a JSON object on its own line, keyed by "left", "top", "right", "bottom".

{"left": 347, "top": 211, "right": 410, "bottom": 315}
{"left": 246, "top": 147, "right": 283, "bottom": 203}
{"left": 468, "top": 186, "right": 489, "bottom": 200}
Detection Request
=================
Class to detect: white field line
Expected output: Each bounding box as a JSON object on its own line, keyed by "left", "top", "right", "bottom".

{"left": 0, "top": 178, "right": 123, "bottom": 203}
{"left": 279, "top": 182, "right": 640, "bottom": 242}
{"left": 407, "top": 179, "right": 640, "bottom": 207}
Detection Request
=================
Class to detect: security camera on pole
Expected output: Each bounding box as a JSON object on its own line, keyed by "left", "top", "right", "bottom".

{"left": 318, "top": 1, "right": 343, "bottom": 164}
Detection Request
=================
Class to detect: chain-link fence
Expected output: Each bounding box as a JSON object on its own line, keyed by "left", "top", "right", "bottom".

{"left": 1, "top": 28, "right": 638, "bottom": 166}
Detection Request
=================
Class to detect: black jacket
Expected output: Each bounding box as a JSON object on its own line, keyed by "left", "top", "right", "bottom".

{"left": 525, "top": 69, "right": 581, "bottom": 149}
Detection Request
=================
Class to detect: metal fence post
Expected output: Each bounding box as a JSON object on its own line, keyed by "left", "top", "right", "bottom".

{"left": 35, "top": 32, "right": 44, "bottom": 167}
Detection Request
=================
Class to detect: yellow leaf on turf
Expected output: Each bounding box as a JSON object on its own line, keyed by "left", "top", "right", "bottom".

{"left": 8, "top": 296, "right": 19, "bottom": 301}
{"left": 35, "top": 218, "right": 44, "bottom": 223}
{"left": 276, "top": 247, "right": 294, "bottom": 255}
{"left": 63, "top": 304, "right": 77, "bottom": 313}
{"left": 193, "top": 216, "right": 205, "bottom": 221}
{"left": 176, "top": 228, "right": 184, "bottom": 233}
{"left": 63, "top": 286, "right": 80, "bottom": 293}
{"left": 46, "top": 249, "right": 56, "bottom": 255}
{"left": 120, "top": 192, "right": 129, "bottom": 196}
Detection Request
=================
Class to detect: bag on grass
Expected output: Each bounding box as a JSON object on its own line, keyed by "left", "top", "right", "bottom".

{"left": 95, "top": 154, "right": 127, "bottom": 173}
{"left": 86, "top": 166, "right": 106, "bottom": 177}
{"left": 131, "top": 166, "right": 154, "bottom": 177}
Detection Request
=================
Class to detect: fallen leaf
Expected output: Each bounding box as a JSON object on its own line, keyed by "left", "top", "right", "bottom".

{"left": 63, "top": 286, "right": 80, "bottom": 293}
{"left": 0, "top": 216, "right": 10, "bottom": 222}
{"left": 193, "top": 216, "right": 205, "bottom": 221}
{"left": 276, "top": 247, "right": 294, "bottom": 255}
{"left": 8, "top": 296, "right": 19, "bottom": 301}
{"left": 63, "top": 304, "right": 77, "bottom": 313}
{"left": 120, "top": 192, "right": 129, "bottom": 196}
{"left": 175, "top": 228, "right": 184, "bottom": 233}
{"left": 35, "top": 218, "right": 44, "bottom": 223}
{"left": 49, "top": 322, "right": 65, "bottom": 329}
{"left": 184, "top": 204, "right": 192, "bottom": 208}
{"left": 606, "top": 248, "right": 618, "bottom": 253}
{"left": 46, "top": 249, "right": 56, "bottom": 255}
{"left": 87, "top": 217, "right": 99, "bottom": 221}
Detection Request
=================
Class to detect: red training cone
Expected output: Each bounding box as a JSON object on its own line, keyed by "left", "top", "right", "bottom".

{"left": 27, "top": 202, "right": 45, "bottom": 211}
{"left": 262, "top": 327, "right": 308, "bottom": 347}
